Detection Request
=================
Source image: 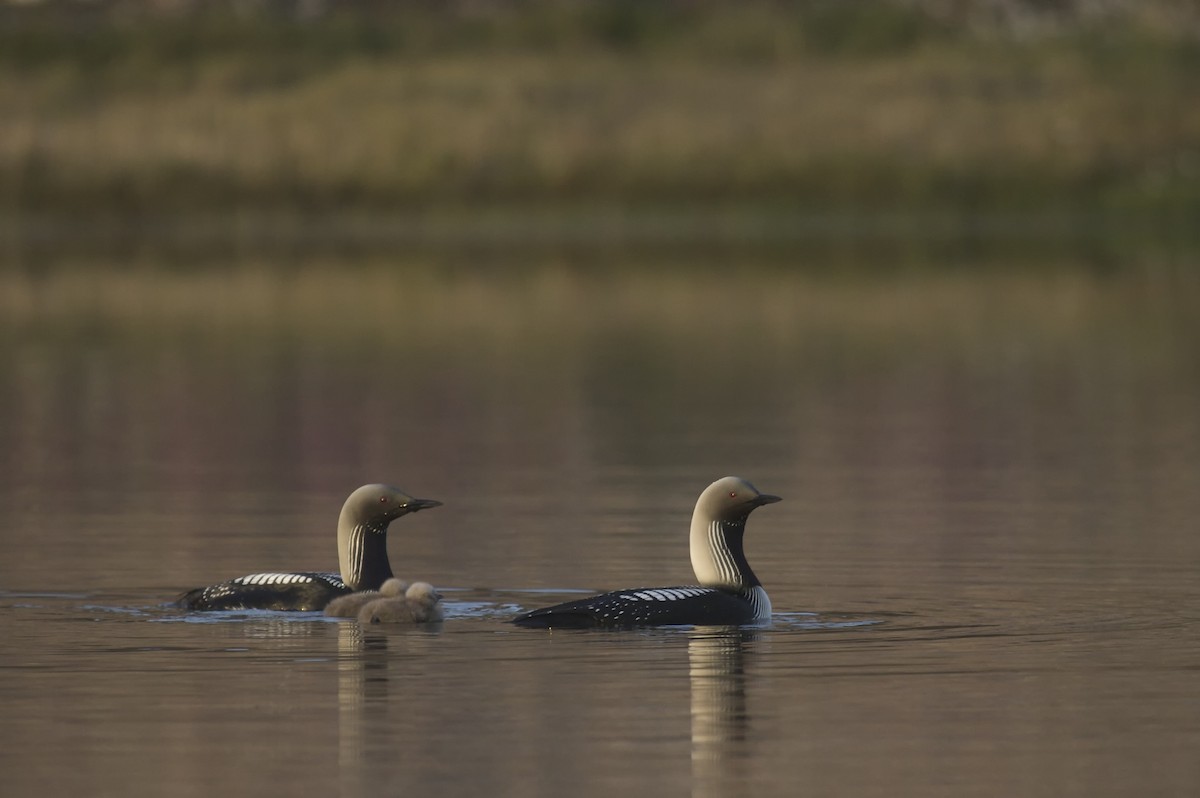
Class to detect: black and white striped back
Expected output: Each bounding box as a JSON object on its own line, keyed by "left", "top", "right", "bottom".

{"left": 176, "top": 572, "right": 349, "bottom": 612}
{"left": 512, "top": 585, "right": 770, "bottom": 629}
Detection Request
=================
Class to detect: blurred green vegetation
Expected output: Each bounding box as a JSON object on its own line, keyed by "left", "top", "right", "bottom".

{"left": 1, "top": 1, "right": 1198, "bottom": 223}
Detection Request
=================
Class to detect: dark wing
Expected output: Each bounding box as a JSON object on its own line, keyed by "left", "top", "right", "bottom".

{"left": 512, "top": 586, "right": 756, "bottom": 629}
{"left": 176, "top": 572, "right": 349, "bottom": 612}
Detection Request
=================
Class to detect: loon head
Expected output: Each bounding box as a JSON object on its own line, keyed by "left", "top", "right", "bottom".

{"left": 340, "top": 484, "right": 443, "bottom": 528}
{"left": 337, "top": 484, "right": 442, "bottom": 591}
{"left": 694, "top": 476, "right": 781, "bottom": 523}
{"left": 690, "top": 476, "right": 780, "bottom": 589}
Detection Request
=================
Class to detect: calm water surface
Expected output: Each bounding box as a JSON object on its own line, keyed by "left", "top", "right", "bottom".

{"left": 1, "top": 245, "right": 1198, "bottom": 797}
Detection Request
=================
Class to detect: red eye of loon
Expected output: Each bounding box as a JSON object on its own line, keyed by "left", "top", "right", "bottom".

{"left": 729, "top": 492, "right": 737, "bottom": 498}
{"left": 379, "top": 496, "right": 389, "bottom": 503}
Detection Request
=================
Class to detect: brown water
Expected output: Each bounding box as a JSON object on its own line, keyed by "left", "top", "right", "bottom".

{"left": 1, "top": 246, "right": 1199, "bottom": 797}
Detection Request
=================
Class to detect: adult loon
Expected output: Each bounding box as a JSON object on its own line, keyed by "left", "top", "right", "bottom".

{"left": 358, "top": 581, "right": 445, "bottom": 624}
{"left": 176, "top": 484, "right": 441, "bottom": 611}
{"left": 324, "top": 577, "right": 410, "bottom": 618}
{"left": 512, "top": 476, "right": 780, "bottom": 629}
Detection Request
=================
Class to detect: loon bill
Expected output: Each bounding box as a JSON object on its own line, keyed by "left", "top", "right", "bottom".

{"left": 175, "top": 484, "right": 441, "bottom": 612}
{"left": 512, "top": 476, "right": 780, "bottom": 629}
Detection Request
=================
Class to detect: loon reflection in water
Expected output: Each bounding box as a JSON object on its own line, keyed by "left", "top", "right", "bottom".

{"left": 513, "top": 476, "right": 780, "bottom": 629}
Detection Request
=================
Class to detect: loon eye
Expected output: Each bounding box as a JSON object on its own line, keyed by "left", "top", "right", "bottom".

{"left": 729, "top": 491, "right": 737, "bottom": 498}
{"left": 379, "top": 496, "right": 389, "bottom": 504}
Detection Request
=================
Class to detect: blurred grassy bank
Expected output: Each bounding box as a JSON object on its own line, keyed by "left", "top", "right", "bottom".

{"left": 1, "top": 1, "right": 1199, "bottom": 235}
{"left": 4, "top": 259, "right": 1197, "bottom": 381}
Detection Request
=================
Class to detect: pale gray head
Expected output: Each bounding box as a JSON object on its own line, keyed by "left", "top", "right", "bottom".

{"left": 340, "top": 484, "right": 443, "bottom": 529}
{"left": 694, "top": 476, "right": 781, "bottom": 523}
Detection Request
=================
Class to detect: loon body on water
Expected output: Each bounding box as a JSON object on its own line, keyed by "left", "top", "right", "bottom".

{"left": 176, "top": 485, "right": 441, "bottom": 612}
{"left": 358, "top": 581, "right": 445, "bottom": 624}
{"left": 324, "top": 577, "right": 410, "bottom": 618}
{"left": 512, "top": 476, "right": 780, "bottom": 629}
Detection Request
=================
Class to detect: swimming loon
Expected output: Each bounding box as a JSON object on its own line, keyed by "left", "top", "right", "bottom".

{"left": 512, "top": 476, "right": 780, "bottom": 629}
{"left": 324, "top": 577, "right": 410, "bottom": 618}
{"left": 176, "top": 484, "right": 441, "bottom": 611}
{"left": 357, "top": 581, "right": 445, "bottom": 624}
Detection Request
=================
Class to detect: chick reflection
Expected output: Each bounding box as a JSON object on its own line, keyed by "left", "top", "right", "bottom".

{"left": 689, "top": 628, "right": 756, "bottom": 798}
